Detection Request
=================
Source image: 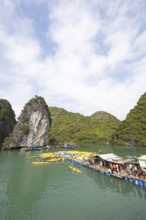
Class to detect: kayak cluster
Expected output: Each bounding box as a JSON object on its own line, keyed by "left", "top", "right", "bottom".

{"left": 26, "top": 151, "right": 82, "bottom": 173}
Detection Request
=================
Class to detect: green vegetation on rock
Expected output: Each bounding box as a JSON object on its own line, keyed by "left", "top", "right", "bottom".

{"left": 1, "top": 92, "right": 146, "bottom": 148}
{"left": 0, "top": 99, "right": 16, "bottom": 148}
{"left": 49, "top": 107, "right": 120, "bottom": 145}
{"left": 111, "top": 92, "right": 146, "bottom": 147}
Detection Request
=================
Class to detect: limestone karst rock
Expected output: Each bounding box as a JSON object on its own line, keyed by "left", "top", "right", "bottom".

{"left": 3, "top": 96, "right": 51, "bottom": 149}
{"left": 0, "top": 99, "right": 16, "bottom": 148}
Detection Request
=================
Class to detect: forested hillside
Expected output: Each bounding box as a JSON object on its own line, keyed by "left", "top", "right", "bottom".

{"left": 49, "top": 107, "right": 120, "bottom": 144}
{"left": 111, "top": 92, "right": 146, "bottom": 147}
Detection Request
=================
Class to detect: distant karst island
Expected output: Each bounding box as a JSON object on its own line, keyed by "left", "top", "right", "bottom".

{"left": 0, "top": 92, "right": 146, "bottom": 149}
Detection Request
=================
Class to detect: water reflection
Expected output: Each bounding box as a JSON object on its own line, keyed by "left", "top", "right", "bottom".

{"left": 0, "top": 151, "right": 50, "bottom": 220}
{"left": 84, "top": 167, "right": 146, "bottom": 200}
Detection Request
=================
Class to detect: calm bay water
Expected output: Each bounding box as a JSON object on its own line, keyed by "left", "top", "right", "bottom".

{"left": 0, "top": 144, "right": 146, "bottom": 220}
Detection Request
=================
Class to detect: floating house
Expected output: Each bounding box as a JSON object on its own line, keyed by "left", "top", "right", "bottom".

{"left": 94, "top": 153, "right": 134, "bottom": 164}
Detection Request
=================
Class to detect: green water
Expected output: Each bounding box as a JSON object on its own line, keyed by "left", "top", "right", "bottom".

{"left": 0, "top": 144, "right": 146, "bottom": 220}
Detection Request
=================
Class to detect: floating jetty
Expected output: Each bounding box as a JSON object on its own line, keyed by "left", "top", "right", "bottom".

{"left": 29, "top": 150, "right": 146, "bottom": 189}
{"left": 56, "top": 151, "right": 146, "bottom": 189}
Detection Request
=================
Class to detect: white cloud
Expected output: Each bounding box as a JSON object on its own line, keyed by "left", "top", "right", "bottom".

{"left": 0, "top": 0, "right": 146, "bottom": 120}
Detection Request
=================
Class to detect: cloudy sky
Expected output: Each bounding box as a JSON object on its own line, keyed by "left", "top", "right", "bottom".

{"left": 0, "top": 0, "right": 146, "bottom": 120}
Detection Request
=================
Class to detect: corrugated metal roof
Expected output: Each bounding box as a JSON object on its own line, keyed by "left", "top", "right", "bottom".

{"left": 96, "top": 153, "right": 133, "bottom": 164}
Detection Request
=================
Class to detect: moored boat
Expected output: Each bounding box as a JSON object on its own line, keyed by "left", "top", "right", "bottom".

{"left": 68, "top": 166, "right": 82, "bottom": 173}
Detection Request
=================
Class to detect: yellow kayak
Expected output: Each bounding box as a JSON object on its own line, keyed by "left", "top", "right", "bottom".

{"left": 40, "top": 153, "right": 55, "bottom": 159}
{"left": 68, "top": 166, "right": 82, "bottom": 173}
{"left": 32, "top": 161, "right": 49, "bottom": 165}
{"left": 26, "top": 156, "right": 38, "bottom": 160}
{"left": 47, "top": 158, "right": 62, "bottom": 162}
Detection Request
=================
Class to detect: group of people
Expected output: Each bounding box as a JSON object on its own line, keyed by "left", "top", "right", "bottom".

{"left": 88, "top": 155, "right": 146, "bottom": 180}
{"left": 98, "top": 160, "right": 123, "bottom": 174}
{"left": 127, "top": 163, "right": 146, "bottom": 179}
{"left": 94, "top": 158, "right": 146, "bottom": 180}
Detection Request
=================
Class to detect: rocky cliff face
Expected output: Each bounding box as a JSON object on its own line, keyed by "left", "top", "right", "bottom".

{"left": 3, "top": 96, "right": 51, "bottom": 149}
{"left": 0, "top": 99, "right": 16, "bottom": 148}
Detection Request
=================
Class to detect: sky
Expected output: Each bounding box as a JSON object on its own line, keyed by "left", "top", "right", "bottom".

{"left": 0, "top": 0, "right": 146, "bottom": 120}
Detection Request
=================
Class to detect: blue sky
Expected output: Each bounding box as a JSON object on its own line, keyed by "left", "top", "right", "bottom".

{"left": 0, "top": 0, "right": 146, "bottom": 120}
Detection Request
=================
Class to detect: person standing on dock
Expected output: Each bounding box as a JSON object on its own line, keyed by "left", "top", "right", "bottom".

{"left": 100, "top": 160, "right": 103, "bottom": 168}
